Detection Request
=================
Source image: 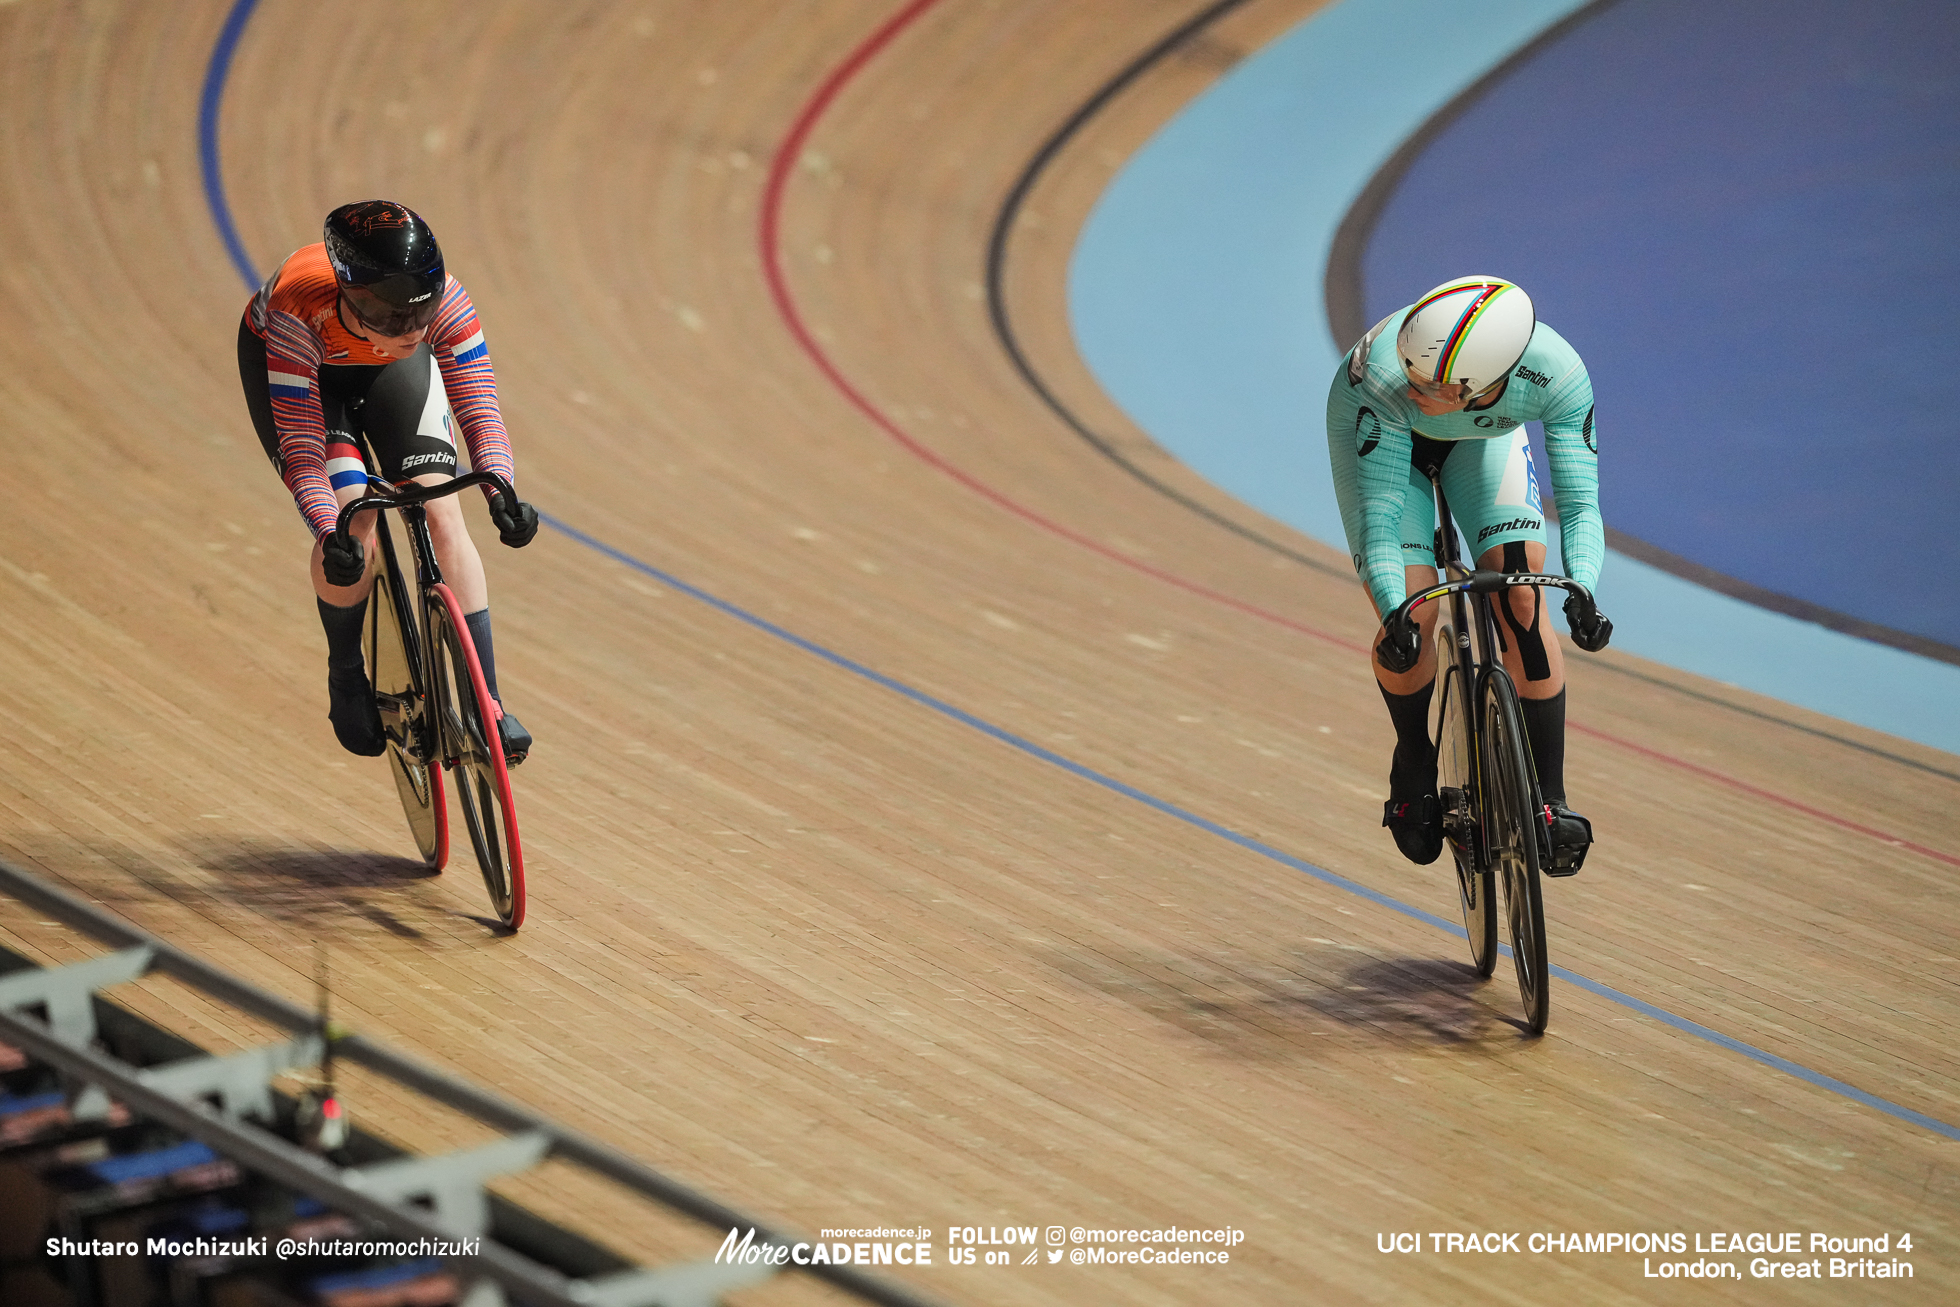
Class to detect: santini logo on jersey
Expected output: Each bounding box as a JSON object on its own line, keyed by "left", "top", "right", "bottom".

{"left": 1477, "top": 516, "right": 1541, "bottom": 543}
{"left": 1514, "top": 364, "right": 1551, "bottom": 387}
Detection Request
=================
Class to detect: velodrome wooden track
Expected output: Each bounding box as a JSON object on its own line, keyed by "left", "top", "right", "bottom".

{"left": 1, "top": 0, "right": 1955, "bottom": 1302}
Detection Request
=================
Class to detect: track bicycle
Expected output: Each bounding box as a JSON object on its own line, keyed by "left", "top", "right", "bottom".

{"left": 1381, "top": 465, "right": 1606, "bottom": 1034}
{"left": 337, "top": 464, "right": 527, "bottom": 929}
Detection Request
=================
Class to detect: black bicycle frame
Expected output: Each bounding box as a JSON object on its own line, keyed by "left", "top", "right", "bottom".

{"left": 1393, "top": 466, "right": 1596, "bottom": 863}
{"left": 336, "top": 467, "right": 516, "bottom": 770}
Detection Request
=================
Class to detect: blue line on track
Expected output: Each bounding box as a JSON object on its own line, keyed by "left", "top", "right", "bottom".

{"left": 196, "top": 0, "right": 1958, "bottom": 1145}
{"left": 197, "top": 0, "right": 263, "bottom": 290}
{"left": 548, "top": 518, "right": 1462, "bottom": 939}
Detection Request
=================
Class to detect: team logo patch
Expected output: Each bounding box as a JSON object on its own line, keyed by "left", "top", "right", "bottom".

{"left": 1495, "top": 431, "right": 1543, "bottom": 513}
{"left": 1355, "top": 406, "right": 1381, "bottom": 457}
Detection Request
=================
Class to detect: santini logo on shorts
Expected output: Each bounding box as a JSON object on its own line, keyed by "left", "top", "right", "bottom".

{"left": 1477, "top": 516, "right": 1541, "bottom": 543}
{"left": 401, "top": 453, "right": 451, "bottom": 469}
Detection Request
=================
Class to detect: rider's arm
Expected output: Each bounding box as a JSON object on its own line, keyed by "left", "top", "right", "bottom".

{"left": 262, "top": 311, "right": 343, "bottom": 539}
{"left": 1539, "top": 361, "right": 1602, "bottom": 592}
{"left": 1328, "top": 375, "right": 1416, "bottom": 618}
{"left": 426, "top": 280, "right": 515, "bottom": 499}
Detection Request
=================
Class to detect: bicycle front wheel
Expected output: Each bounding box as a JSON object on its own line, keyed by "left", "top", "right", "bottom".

{"left": 1483, "top": 671, "right": 1549, "bottom": 1033}
{"left": 427, "top": 585, "right": 526, "bottom": 929}
{"left": 1435, "top": 628, "right": 1495, "bottom": 978}
{"left": 367, "top": 529, "right": 446, "bottom": 869}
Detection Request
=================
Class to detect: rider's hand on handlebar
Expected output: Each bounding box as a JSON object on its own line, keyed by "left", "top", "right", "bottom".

{"left": 1376, "top": 616, "right": 1421, "bottom": 675}
{"left": 490, "top": 494, "right": 540, "bottom": 548}
{"left": 321, "top": 534, "right": 366, "bottom": 588}
{"left": 1563, "top": 594, "right": 1613, "bottom": 652}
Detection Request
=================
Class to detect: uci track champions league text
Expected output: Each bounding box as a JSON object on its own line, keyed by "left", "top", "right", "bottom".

{"left": 1377, "top": 1227, "right": 1918, "bottom": 1283}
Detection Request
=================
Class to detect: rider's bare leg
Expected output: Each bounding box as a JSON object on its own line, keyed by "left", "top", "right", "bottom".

{"left": 415, "top": 472, "right": 488, "bottom": 613}
{"left": 310, "top": 482, "right": 380, "bottom": 604}
{"left": 1371, "top": 563, "right": 1444, "bottom": 695}
{"left": 1477, "top": 538, "right": 1565, "bottom": 701}
{"left": 1478, "top": 537, "right": 1572, "bottom": 809}
{"left": 412, "top": 474, "right": 526, "bottom": 760}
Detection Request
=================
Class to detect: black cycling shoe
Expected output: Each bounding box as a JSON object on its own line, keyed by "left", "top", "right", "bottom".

{"left": 1383, "top": 793, "right": 1444, "bottom": 866}
{"left": 327, "top": 666, "right": 385, "bottom": 757}
{"left": 495, "top": 706, "right": 532, "bottom": 766}
{"left": 1542, "top": 801, "right": 1593, "bottom": 877}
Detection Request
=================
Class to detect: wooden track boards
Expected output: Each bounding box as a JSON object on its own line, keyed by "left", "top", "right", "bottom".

{"left": 0, "top": 0, "right": 1953, "bottom": 1301}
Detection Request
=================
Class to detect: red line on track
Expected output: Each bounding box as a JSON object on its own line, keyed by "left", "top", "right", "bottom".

{"left": 757, "top": 0, "right": 1355, "bottom": 653}
{"left": 757, "top": 0, "right": 1956, "bottom": 871}
{"left": 1570, "top": 723, "right": 1960, "bottom": 868}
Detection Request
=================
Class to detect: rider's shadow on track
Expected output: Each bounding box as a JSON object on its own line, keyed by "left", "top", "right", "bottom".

{"left": 1043, "top": 942, "right": 1526, "bottom": 1052}
{"left": 5, "top": 834, "right": 446, "bottom": 942}
{"left": 189, "top": 840, "right": 437, "bottom": 939}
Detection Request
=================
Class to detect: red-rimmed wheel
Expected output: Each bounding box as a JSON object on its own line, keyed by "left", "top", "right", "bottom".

{"left": 427, "top": 583, "right": 525, "bottom": 928}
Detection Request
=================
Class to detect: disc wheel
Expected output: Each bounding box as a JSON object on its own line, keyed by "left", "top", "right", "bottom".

{"left": 428, "top": 586, "right": 525, "bottom": 928}
{"left": 1484, "top": 672, "right": 1549, "bottom": 1033}
{"left": 1434, "top": 640, "right": 1495, "bottom": 977}
{"left": 367, "top": 548, "right": 446, "bottom": 869}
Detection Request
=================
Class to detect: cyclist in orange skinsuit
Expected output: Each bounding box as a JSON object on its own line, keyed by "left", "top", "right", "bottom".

{"left": 236, "top": 200, "right": 537, "bottom": 761}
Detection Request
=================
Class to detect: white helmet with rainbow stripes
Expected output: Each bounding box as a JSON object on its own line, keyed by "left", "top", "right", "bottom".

{"left": 1395, "top": 276, "right": 1536, "bottom": 399}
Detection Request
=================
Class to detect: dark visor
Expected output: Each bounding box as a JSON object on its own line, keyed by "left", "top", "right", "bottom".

{"left": 343, "top": 281, "right": 441, "bottom": 337}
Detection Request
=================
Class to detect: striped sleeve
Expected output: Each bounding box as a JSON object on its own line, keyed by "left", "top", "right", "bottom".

{"left": 1540, "top": 364, "right": 1602, "bottom": 591}
{"left": 427, "top": 279, "right": 514, "bottom": 500}
{"left": 1327, "top": 368, "right": 1418, "bottom": 617}
{"left": 262, "top": 311, "right": 345, "bottom": 539}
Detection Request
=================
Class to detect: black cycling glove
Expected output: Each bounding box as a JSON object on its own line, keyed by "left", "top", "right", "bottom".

{"left": 1563, "top": 595, "right": 1613, "bottom": 652}
{"left": 491, "top": 495, "right": 540, "bottom": 548}
{"left": 321, "top": 534, "right": 365, "bottom": 588}
{"left": 1376, "top": 618, "right": 1421, "bottom": 675}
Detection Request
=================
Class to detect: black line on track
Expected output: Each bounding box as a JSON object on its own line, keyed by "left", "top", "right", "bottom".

{"left": 985, "top": 0, "right": 1960, "bottom": 784}
{"left": 982, "top": 0, "right": 1349, "bottom": 580}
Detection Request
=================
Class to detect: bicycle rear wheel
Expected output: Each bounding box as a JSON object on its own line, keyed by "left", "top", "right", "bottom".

{"left": 366, "top": 526, "right": 446, "bottom": 869}
{"left": 1483, "top": 670, "right": 1550, "bottom": 1033}
{"left": 1434, "top": 626, "right": 1495, "bottom": 977}
{"left": 427, "top": 584, "right": 525, "bottom": 928}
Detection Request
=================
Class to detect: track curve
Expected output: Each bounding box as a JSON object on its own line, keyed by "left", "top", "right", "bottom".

{"left": 0, "top": 1, "right": 1954, "bottom": 1302}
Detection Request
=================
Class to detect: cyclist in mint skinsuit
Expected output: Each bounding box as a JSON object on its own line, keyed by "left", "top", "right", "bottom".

{"left": 1326, "top": 276, "right": 1613, "bottom": 870}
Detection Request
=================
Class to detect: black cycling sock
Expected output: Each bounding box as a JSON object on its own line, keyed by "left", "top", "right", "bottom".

{"left": 1519, "top": 688, "right": 1567, "bottom": 806}
{"left": 1378, "top": 679, "right": 1437, "bottom": 794}
{"left": 465, "top": 608, "right": 501, "bottom": 701}
{"left": 317, "top": 596, "right": 368, "bottom": 671}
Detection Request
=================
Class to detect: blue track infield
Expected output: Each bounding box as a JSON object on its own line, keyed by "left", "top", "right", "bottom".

{"left": 1069, "top": 0, "right": 1960, "bottom": 754}
{"left": 1362, "top": 0, "right": 1960, "bottom": 652}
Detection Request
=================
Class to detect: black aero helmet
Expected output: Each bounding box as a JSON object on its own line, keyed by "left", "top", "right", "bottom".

{"left": 324, "top": 200, "right": 446, "bottom": 336}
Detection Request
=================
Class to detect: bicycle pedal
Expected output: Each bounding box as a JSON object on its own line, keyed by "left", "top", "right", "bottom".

{"left": 496, "top": 711, "right": 532, "bottom": 767}
{"left": 1438, "top": 786, "right": 1473, "bottom": 839}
